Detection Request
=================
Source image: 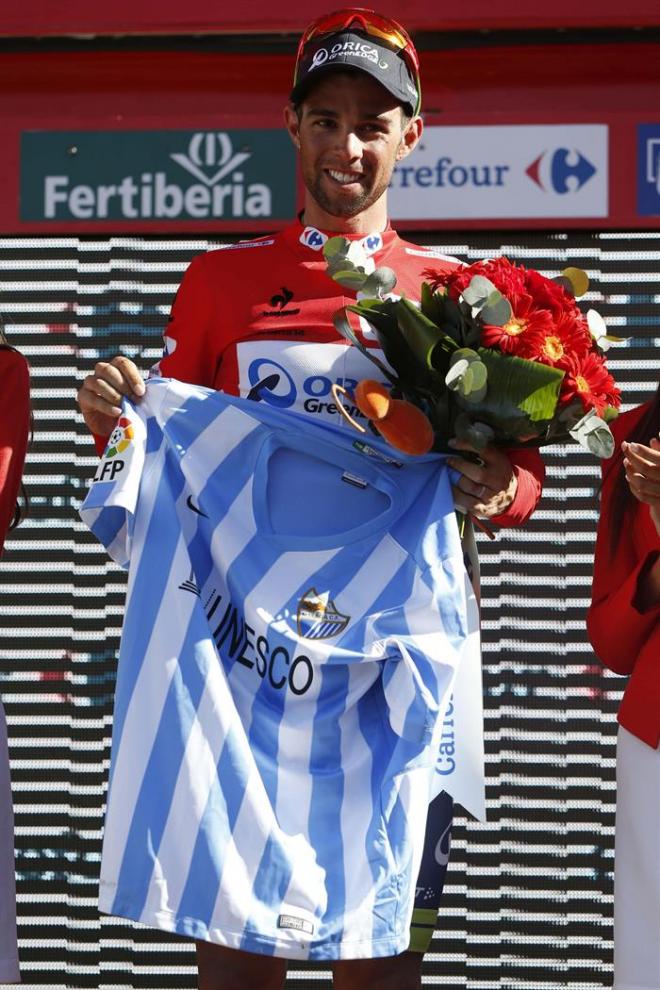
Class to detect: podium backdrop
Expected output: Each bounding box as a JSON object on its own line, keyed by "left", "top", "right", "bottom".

{"left": 0, "top": 228, "right": 657, "bottom": 988}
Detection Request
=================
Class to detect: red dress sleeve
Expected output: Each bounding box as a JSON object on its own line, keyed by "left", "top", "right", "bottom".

{"left": 587, "top": 454, "right": 660, "bottom": 676}
{"left": 0, "top": 349, "right": 30, "bottom": 556}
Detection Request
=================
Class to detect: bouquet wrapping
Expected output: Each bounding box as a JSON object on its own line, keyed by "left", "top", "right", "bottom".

{"left": 324, "top": 238, "right": 621, "bottom": 459}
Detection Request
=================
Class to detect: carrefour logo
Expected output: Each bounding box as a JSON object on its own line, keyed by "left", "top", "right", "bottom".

{"left": 21, "top": 129, "right": 295, "bottom": 222}
{"left": 526, "top": 147, "right": 597, "bottom": 193}
{"left": 390, "top": 124, "right": 607, "bottom": 220}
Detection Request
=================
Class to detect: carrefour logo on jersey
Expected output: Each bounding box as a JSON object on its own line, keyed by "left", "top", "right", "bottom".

{"left": 390, "top": 124, "right": 608, "bottom": 220}
{"left": 20, "top": 129, "right": 295, "bottom": 222}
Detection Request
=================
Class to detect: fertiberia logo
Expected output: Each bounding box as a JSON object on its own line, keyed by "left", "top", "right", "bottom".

{"left": 21, "top": 129, "right": 295, "bottom": 222}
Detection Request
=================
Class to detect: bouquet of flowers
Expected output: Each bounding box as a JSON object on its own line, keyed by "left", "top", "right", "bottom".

{"left": 324, "top": 237, "right": 621, "bottom": 459}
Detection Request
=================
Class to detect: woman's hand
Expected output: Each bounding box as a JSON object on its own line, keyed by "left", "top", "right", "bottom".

{"left": 622, "top": 435, "right": 660, "bottom": 537}
{"left": 447, "top": 439, "right": 517, "bottom": 519}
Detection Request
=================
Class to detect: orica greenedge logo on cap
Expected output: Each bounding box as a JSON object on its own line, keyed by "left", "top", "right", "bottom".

{"left": 21, "top": 129, "right": 296, "bottom": 222}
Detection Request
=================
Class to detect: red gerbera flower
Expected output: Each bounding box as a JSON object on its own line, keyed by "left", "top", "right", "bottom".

{"left": 481, "top": 294, "right": 555, "bottom": 355}
{"left": 560, "top": 351, "right": 621, "bottom": 415}
{"left": 518, "top": 313, "right": 593, "bottom": 370}
{"left": 424, "top": 256, "right": 527, "bottom": 303}
{"left": 523, "top": 268, "right": 579, "bottom": 319}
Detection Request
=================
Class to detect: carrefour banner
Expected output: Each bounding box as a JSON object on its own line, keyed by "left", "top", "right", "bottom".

{"left": 390, "top": 124, "right": 608, "bottom": 220}
{"left": 20, "top": 129, "right": 296, "bottom": 223}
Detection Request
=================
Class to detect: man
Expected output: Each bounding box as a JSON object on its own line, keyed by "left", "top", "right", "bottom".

{"left": 78, "top": 9, "right": 544, "bottom": 989}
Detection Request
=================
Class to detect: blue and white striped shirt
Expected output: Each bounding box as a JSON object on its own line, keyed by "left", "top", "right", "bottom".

{"left": 80, "top": 377, "right": 472, "bottom": 960}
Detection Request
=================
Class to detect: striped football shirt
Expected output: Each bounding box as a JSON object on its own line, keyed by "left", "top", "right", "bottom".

{"left": 80, "top": 377, "right": 475, "bottom": 960}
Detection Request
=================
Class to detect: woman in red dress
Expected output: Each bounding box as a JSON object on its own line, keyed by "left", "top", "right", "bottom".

{"left": 587, "top": 379, "right": 660, "bottom": 990}
{"left": 0, "top": 328, "right": 30, "bottom": 983}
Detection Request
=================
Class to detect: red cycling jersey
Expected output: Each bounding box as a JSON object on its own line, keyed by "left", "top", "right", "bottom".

{"left": 143, "top": 217, "right": 543, "bottom": 526}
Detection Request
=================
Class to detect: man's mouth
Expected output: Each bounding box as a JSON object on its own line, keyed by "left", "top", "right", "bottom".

{"left": 326, "top": 169, "right": 364, "bottom": 186}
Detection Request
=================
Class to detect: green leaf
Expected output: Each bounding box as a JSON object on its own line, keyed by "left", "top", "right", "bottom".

{"left": 447, "top": 348, "right": 564, "bottom": 442}
{"left": 480, "top": 292, "right": 512, "bottom": 326}
{"left": 480, "top": 348, "right": 563, "bottom": 423}
{"left": 395, "top": 296, "right": 454, "bottom": 369}
{"left": 344, "top": 302, "right": 420, "bottom": 385}
{"left": 331, "top": 308, "right": 397, "bottom": 383}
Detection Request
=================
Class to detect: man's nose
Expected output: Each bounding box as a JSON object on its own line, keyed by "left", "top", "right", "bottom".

{"left": 334, "top": 128, "right": 362, "bottom": 160}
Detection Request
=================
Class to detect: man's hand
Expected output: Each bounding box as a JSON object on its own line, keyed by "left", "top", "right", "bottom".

{"left": 622, "top": 435, "right": 660, "bottom": 537}
{"left": 447, "top": 438, "right": 517, "bottom": 519}
{"left": 77, "top": 355, "right": 146, "bottom": 438}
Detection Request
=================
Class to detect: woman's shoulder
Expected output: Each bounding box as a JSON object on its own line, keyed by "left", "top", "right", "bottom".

{"left": 610, "top": 401, "right": 652, "bottom": 443}
{"left": 0, "top": 346, "right": 29, "bottom": 382}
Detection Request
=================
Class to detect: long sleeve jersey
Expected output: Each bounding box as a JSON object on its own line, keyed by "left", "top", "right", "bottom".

{"left": 93, "top": 218, "right": 544, "bottom": 525}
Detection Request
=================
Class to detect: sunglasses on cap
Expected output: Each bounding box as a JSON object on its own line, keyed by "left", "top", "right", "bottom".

{"left": 293, "top": 7, "right": 422, "bottom": 116}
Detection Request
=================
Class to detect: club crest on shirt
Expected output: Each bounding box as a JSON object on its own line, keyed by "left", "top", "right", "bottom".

{"left": 296, "top": 588, "right": 349, "bottom": 640}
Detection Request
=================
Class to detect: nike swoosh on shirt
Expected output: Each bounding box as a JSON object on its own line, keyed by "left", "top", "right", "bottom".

{"left": 186, "top": 495, "right": 208, "bottom": 518}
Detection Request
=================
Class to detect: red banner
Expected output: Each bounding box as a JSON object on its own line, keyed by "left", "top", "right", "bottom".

{"left": 4, "top": 41, "right": 660, "bottom": 231}
{"left": 3, "top": 0, "right": 660, "bottom": 36}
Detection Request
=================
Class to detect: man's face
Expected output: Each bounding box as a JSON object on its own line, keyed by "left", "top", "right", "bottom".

{"left": 286, "top": 71, "right": 416, "bottom": 221}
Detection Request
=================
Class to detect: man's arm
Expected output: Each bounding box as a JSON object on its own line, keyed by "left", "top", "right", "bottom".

{"left": 77, "top": 253, "right": 215, "bottom": 453}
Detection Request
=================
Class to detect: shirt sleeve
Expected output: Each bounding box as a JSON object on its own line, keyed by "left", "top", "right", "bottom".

{"left": 81, "top": 397, "right": 148, "bottom": 569}
{"left": 0, "top": 351, "right": 30, "bottom": 556}
{"left": 149, "top": 253, "right": 219, "bottom": 389}
{"left": 92, "top": 253, "right": 218, "bottom": 457}
{"left": 490, "top": 446, "right": 545, "bottom": 528}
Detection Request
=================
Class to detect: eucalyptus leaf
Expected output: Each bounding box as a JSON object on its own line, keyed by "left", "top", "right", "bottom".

{"left": 480, "top": 292, "right": 512, "bottom": 326}
{"left": 450, "top": 347, "right": 481, "bottom": 365}
{"left": 446, "top": 359, "right": 470, "bottom": 392}
{"left": 330, "top": 269, "right": 369, "bottom": 291}
{"left": 462, "top": 275, "right": 497, "bottom": 307}
{"left": 568, "top": 410, "right": 615, "bottom": 459}
{"left": 323, "top": 236, "right": 350, "bottom": 260}
{"left": 362, "top": 266, "right": 397, "bottom": 297}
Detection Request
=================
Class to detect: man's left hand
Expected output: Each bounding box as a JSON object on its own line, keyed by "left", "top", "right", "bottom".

{"left": 447, "top": 439, "right": 517, "bottom": 519}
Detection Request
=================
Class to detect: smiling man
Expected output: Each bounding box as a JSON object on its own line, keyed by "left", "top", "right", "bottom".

{"left": 77, "top": 9, "right": 545, "bottom": 990}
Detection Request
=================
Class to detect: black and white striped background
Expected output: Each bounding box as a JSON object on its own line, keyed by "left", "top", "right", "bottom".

{"left": 0, "top": 230, "right": 657, "bottom": 988}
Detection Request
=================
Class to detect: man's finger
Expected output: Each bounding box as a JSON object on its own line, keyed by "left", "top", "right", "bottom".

{"left": 110, "top": 355, "right": 146, "bottom": 396}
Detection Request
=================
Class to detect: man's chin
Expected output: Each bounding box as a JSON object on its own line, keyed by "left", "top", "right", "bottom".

{"left": 315, "top": 190, "right": 371, "bottom": 219}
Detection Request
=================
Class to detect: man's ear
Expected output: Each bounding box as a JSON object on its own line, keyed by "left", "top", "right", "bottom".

{"left": 396, "top": 115, "right": 423, "bottom": 161}
{"left": 284, "top": 104, "right": 301, "bottom": 150}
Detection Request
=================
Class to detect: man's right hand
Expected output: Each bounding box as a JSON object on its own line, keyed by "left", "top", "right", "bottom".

{"left": 77, "top": 355, "right": 146, "bottom": 438}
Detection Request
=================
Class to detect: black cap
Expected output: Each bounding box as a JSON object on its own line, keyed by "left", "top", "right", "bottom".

{"left": 290, "top": 30, "right": 419, "bottom": 117}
